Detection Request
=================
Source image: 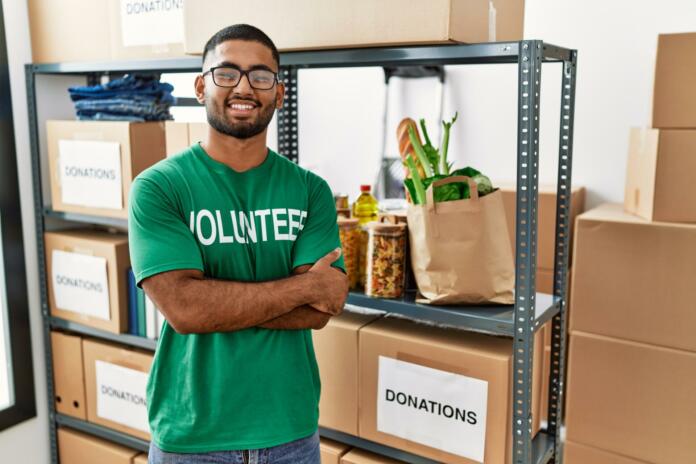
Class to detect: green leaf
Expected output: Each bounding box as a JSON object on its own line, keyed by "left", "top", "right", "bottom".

{"left": 451, "top": 167, "right": 494, "bottom": 196}
{"left": 407, "top": 125, "right": 434, "bottom": 178}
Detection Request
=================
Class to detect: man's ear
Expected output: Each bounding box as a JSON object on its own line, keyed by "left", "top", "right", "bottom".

{"left": 275, "top": 81, "right": 285, "bottom": 109}
{"left": 194, "top": 74, "right": 206, "bottom": 105}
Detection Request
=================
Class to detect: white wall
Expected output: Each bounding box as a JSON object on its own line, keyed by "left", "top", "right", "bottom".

{"left": 0, "top": 0, "right": 49, "bottom": 462}
{"left": 298, "top": 0, "right": 696, "bottom": 208}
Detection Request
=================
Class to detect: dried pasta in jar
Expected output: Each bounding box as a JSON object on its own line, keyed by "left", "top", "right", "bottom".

{"left": 337, "top": 218, "right": 360, "bottom": 289}
{"left": 365, "top": 223, "right": 407, "bottom": 299}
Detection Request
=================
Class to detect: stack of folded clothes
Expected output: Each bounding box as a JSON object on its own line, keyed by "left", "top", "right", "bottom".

{"left": 68, "top": 74, "right": 176, "bottom": 121}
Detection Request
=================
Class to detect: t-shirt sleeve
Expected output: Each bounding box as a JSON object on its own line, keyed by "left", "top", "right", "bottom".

{"left": 128, "top": 175, "right": 204, "bottom": 286}
{"left": 292, "top": 176, "right": 346, "bottom": 272}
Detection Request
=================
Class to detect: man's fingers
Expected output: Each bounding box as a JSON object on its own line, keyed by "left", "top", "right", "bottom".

{"left": 313, "top": 248, "right": 342, "bottom": 268}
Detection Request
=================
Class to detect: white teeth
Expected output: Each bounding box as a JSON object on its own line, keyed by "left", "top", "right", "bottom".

{"left": 230, "top": 104, "right": 254, "bottom": 110}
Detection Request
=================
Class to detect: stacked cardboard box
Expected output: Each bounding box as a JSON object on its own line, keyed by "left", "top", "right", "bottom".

{"left": 340, "top": 449, "right": 402, "bottom": 464}
{"left": 565, "top": 205, "right": 696, "bottom": 463}
{"left": 320, "top": 438, "right": 352, "bottom": 464}
{"left": 28, "top": 0, "right": 186, "bottom": 63}
{"left": 57, "top": 428, "right": 140, "bottom": 463}
{"left": 183, "top": 0, "right": 524, "bottom": 54}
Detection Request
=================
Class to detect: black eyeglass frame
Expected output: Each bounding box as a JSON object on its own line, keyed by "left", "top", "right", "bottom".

{"left": 202, "top": 66, "right": 280, "bottom": 90}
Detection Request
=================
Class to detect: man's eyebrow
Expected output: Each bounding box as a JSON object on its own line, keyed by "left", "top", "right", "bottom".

{"left": 215, "top": 61, "right": 276, "bottom": 72}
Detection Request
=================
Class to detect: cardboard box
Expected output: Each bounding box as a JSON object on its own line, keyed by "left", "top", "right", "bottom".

{"left": 108, "top": 0, "right": 186, "bottom": 60}
{"left": 564, "top": 441, "right": 645, "bottom": 464}
{"left": 47, "top": 120, "right": 166, "bottom": 219}
{"left": 57, "top": 427, "right": 139, "bottom": 464}
{"left": 133, "top": 454, "right": 149, "bottom": 464}
{"left": 624, "top": 127, "right": 696, "bottom": 222}
{"left": 653, "top": 32, "right": 696, "bottom": 129}
{"left": 313, "top": 312, "right": 382, "bottom": 435}
{"left": 501, "top": 185, "right": 585, "bottom": 270}
{"left": 570, "top": 204, "right": 696, "bottom": 352}
{"left": 320, "top": 438, "right": 351, "bottom": 464}
{"left": 28, "top": 0, "right": 110, "bottom": 63}
{"left": 188, "top": 122, "right": 207, "bottom": 145}
{"left": 340, "top": 449, "right": 402, "bottom": 464}
{"left": 83, "top": 339, "right": 153, "bottom": 440}
{"left": 51, "top": 331, "right": 87, "bottom": 420}
{"left": 358, "top": 317, "right": 542, "bottom": 464}
{"left": 28, "top": 0, "right": 186, "bottom": 63}
{"left": 45, "top": 230, "right": 130, "bottom": 334}
{"left": 566, "top": 331, "right": 696, "bottom": 463}
{"left": 165, "top": 122, "right": 191, "bottom": 157}
{"left": 184, "top": 0, "right": 524, "bottom": 54}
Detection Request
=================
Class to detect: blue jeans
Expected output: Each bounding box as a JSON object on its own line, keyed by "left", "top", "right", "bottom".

{"left": 148, "top": 431, "right": 320, "bottom": 464}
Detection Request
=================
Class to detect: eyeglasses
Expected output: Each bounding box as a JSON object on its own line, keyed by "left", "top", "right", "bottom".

{"left": 202, "top": 66, "right": 278, "bottom": 90}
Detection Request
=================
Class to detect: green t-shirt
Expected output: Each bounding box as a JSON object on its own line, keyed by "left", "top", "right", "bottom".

{"left": 128, "top": 142, "right": 344, "bottom": 453}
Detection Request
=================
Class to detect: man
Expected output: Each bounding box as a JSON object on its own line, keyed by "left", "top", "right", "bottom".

{"left": 129, "top": 24, "right": 349, "bottom": 463}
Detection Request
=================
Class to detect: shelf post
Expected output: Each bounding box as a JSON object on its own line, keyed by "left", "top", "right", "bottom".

{"left": 512, "top": 40, "right": 543, "bottom": 464}
{"left": 548, "top": 51, "right": 578, "bottom": 464}
{"left": 277, "top": 65, "right": 299, "bottom": 163}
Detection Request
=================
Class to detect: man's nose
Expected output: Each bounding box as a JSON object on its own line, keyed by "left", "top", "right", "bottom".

{"left": 233, "top": 73, "right": 255, "bottom": 95}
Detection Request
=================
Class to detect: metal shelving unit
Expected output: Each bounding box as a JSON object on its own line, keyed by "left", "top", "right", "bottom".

{"left": 27, "top": 40, "right": 577, "bottom": 464}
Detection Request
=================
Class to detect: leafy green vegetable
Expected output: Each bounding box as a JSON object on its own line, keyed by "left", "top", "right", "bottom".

{"left": 407, "top": 125, "right": 434, "bottom": 178}
{"left": 451, "top": 167, "right": 494, "bottom": 196}
{"left": 439, "top": 112, "right": 458, "bottom": 175}
{"left": 404, "top": 154, "right": 426, "bottom": 205}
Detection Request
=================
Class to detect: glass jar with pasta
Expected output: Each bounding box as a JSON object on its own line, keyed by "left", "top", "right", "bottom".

{"left": 337, "top": 218, "right": 360, "bottom": 289}
{"left": 365, "top": 222, "right": 408, "bottom": 299}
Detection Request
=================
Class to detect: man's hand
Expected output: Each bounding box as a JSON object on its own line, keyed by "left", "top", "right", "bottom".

{"left": 306, "top": 248, "right": 350, "bottom": 316}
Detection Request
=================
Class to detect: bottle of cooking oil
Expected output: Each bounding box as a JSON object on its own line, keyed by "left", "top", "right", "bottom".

{"left": 353, "top": 185, "right": 379, "bottom": 288}
{"left": 353, "top": 184, "right": 379, "bottom": 224}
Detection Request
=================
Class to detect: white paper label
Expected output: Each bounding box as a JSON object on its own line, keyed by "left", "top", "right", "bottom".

{"left": 120, "top": 0, "right": 185, "bottom": 47}
{"left": 58, "top": 140, "right": 123, "bottom": 210}
{"left": 96, "top": 360, "right": 149, "bottom": 433}
{"left": 52, "top": 250, "right": 110, "bottom": 320}
{"left": 377, "top": 356, "right": 488, "bottom": 462}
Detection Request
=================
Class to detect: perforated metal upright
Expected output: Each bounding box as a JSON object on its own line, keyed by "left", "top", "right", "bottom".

{"left": 26, "top": 40, "right": 577, "bottom": 464}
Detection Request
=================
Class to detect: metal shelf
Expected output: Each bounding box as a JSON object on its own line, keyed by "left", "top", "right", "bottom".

{"left": 49, "top": 317, "right": 157, "bottom": 351}
{"left": 56, "top": 414, "right": 149, "bottom": 452}
{"left": 347, "top": 292, "right": 559, "bottom": 336}
{"left": 29, "top": 39, "right": 577, "bottom": 464}
{"left": 30, "top": 41, "right": 572, "bottom": 75}
{"left": 44, "top": 208, "right": 128, "bottom": 230}
{"left": 321, "top": 427, "right": 555, "bottom": 464}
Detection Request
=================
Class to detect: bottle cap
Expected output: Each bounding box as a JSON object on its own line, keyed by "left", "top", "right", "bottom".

{"left": 360, "top": 184, "right": 371, "bottom": 192}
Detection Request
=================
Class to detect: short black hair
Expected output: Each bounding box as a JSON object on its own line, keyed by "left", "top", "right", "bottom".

{"left": 202, "top": 24, "right": 280, "bottom": 70}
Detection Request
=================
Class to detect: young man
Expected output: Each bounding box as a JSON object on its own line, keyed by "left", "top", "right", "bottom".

{"left": 129, "top": 24, "right": 349, "bottom": 463}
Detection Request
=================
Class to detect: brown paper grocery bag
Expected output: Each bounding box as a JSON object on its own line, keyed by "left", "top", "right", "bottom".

{"left": 407, "top": 176, "right": 515, "bottom": 305}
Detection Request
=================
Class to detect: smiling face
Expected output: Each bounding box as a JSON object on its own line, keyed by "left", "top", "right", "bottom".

{"left": 195, "top": 39, "right": 285, "bottom": 140}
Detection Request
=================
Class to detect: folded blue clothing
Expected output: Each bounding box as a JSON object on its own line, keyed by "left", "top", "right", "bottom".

{"left": 68, "top": 74, "right": 176, "bottom": 105}
{"left": 77, "top": 112, "right": 147, "bottom": 122}
{"left": 75, "top": 97, "right": 173, "bottom": 117}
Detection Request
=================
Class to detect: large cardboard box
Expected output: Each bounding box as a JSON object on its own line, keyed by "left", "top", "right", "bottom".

{"left": 624, "top": 127, "right": 696, "bottom": 222}
{"left": 184, "top": 0, "right": 524, "bottom": 54}
{"left": 83, "top": 339, "right": 153, "bottom": 440}
{"left": 358, "top": 317, "right": 543, "bottom": 464}
{"left": 570, "top": 204, "right": 696, "bottom": 352}
{"left": 565, "top": 331, "right": 696, "bottom": 464}
{"left": 313, "top": 312, "right": 382, "bottom": 435}
{"left": 45, "top": 230, "right": 130, "bottom": 334}
{"left": 133, "top": 454, "right": 149, "bottom": 464}
{"left": 47, "top": 120, "right": 166, "bottom": 219}
{"left": 340, "top": 449, "right": 402, "bottom": 464}
{"left": 57, "top": 427, "right": 139, "bottom": 464}
{"left": 501, "top": 185, "right": 586, "bottom": 271}
{"left": 28, "top": 0, "right": 186, "bottom": 63}
{"left": 164, "top": 122, "right": 191, "bottom": 157}
{"left": 51, "top": 331, "right": 87, "bottom": 420}
{"left": 653, "top": 32, "right": 696, "bottom": 129}
{"left": 320, "top": 438, "right": 351, "bottom": 464}
{"left": 564, "top": 441, "right": 645, "bottom": 464}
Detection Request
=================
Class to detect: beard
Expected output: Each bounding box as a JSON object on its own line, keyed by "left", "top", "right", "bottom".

{"left": 206, "top": 97, "right": 276, "bottom": 140}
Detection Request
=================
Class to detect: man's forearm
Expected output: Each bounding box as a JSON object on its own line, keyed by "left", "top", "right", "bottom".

{"left": 259, "top": 305, "right": 336, "bottom": 330}
{"left": 144, "top": 270, "right": 321, "bottom": 334}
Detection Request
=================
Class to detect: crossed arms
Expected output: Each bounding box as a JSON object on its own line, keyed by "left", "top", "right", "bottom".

{"left": 141, "top": 248, "right": 349, "bottom": 334}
